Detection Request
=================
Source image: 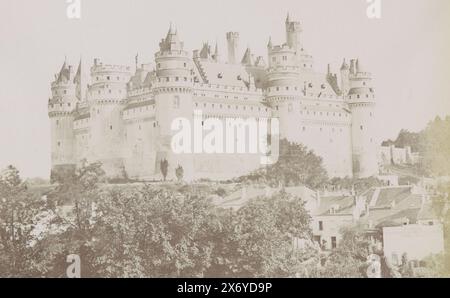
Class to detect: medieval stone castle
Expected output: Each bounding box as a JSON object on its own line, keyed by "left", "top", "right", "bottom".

{"left": 48, "top": 15, "right": 378, "bottom": 181}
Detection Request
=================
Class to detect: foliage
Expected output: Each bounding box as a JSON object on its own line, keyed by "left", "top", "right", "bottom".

{"left": 0, "top": 166, "right": 46, "bottom": 277}
{"left": 381, "top": 129, "right": 425, "bottom": 153}
{"left": 5, "top": 161, "right": 315, "bottom": 278}
{"left": 382, "top": 116, "right": 450, "bottom": 176}
{"left": 175, "top": 165, "right": 184, "bottom": 182}
{"left": 160, "top": 159, "right": 169, "bottom": 181}
{"left": 207, "top": 190, "right": 313, "bottom": 277}
{"left": 237, "top": 139, "right": 328, "bottom": 189}
{"left": 422, "top": 116, "right": 450, "bottom": 176}
{"left": 308, "top": 225, "right": 372, "bottom": 277}
{"left": 328, "top": 176, "right": 383, "bottom": 194}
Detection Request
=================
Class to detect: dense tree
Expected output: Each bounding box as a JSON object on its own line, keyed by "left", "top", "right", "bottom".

{"left": 208, "top": 190, "right": 314, "bottom": 277}
{"left": 328, "top": 176, "right": 383, "bottom": 194}
{"left": 422, "top": 116, "right": 450, "bottom": 176}
{"left": 381, "top": 129, "right": 425, "bottom": 153}
{"left": 30, "top": 160, "right": 107, "bottom": 277}
{"left": 237, "top": 139, "right": 328, "bottom": 189}
{"left": 382, "top": 115, "right": 450, "bottom": 177}
{"left": 307, "top": 225, "right": 372, "bottom": 277}
{"left": 175, "top": 165, "right": 184, "bottom": 182}
{"left": 90, "top": 186, "right": 221, "bottom": 277}
{"left": 0, "top": 166, "right": 45, "bottom": 277}
{"left": 160, "top": 159, "right": 169, "bottom": 181}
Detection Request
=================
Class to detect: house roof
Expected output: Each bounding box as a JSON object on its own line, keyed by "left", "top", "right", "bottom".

{"left": 360, "top": 186, "right": 438, "bottom": 228}
{"left": 373, "top": 186, "right": 412, "bottom": 207}
{"left": 313, "top": 195, "right": 355, "bottom": 216}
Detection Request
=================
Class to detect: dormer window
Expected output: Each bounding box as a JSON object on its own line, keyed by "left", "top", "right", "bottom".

{"left": 218, "top": 73, "right": 223, "bottom": 79}
{"left": 237, "top": 75, "right": 242, "bottom": 81}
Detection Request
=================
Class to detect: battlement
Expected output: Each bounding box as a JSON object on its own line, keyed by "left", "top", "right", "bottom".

{"left": 350, "top": 71, "right": 372, "bottom": 80}
{"left": 269, "top": 43, "right": 296, "bottom": 54}
{"left": 226, "top": 32, "right": 240, "bottom": 39}
{"left": 155, "top": 50, "right": 189, "bottom": 59}
{"left": 91, "top": 58, "right": 131, "bottom": 73}
{"left": 286, "top": 21, "right": 302, "bottom": 32}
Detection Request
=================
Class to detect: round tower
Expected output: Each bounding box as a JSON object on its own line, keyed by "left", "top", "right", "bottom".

{"left": 48, "top": 61, "right": 78, "bottom": 178}
{"left": 88, "top": 58, "right": 132, "bottom": 178}
{"left": 266, "top": 42, "right": 301, "bottom": 141}
{"left": 348, "top": 59, "right": 378, "bottom": 178}
{"left": 154, "top": 25, "right": 194, "bottom": 181}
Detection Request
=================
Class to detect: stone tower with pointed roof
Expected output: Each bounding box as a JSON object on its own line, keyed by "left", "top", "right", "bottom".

{"left": 154, "top": 25, "right": 195, "bottom": 180}
{"left": 48, "top": 61, "right": 79, "bottom": 177}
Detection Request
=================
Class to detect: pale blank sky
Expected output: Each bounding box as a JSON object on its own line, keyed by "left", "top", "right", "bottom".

{"left": 0, "top": 0, "right": 449, "bottom": 178}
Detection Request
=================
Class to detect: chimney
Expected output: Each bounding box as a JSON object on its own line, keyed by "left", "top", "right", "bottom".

{"left": 226, "top": 32, "right": 239, "bottom": 64}
{"left": 349, "top": 59, "right": 356, "bottom": 75}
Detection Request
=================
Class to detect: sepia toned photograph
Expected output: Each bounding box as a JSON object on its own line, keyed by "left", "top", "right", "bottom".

{"left": 0, "top": 0, "right": 450, "bottom": 282}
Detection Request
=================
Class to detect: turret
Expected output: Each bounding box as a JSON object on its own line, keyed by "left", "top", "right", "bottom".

{"left": 267, "top": 36, "right": 273, "bottom": 50}
{"left": 226, "top": 32, "right": 240, "bottom": 64}
{"left": 266, "top": 18, "right": 304, "bottom": 140}
{"left": 154, "top": 25, "right": 194, "bottom": 180}
{"left": 48, "top": 60, "right": 79, "bottom": 177}
{"left": 348, "top": 58, "right": 378, "bottom": 178}
{"left": 285, "top": 12, "right": 303, "bottom": 50}
{"left": 213, "top": 42, "right": 220, "bottom": 62}
{"left": 340, "top": 58, "right": 350, "bottom": 97}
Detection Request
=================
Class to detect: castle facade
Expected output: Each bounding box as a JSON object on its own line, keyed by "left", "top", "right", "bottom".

{"left": 48, "top": 15, "right": 378, "bottom": 181}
